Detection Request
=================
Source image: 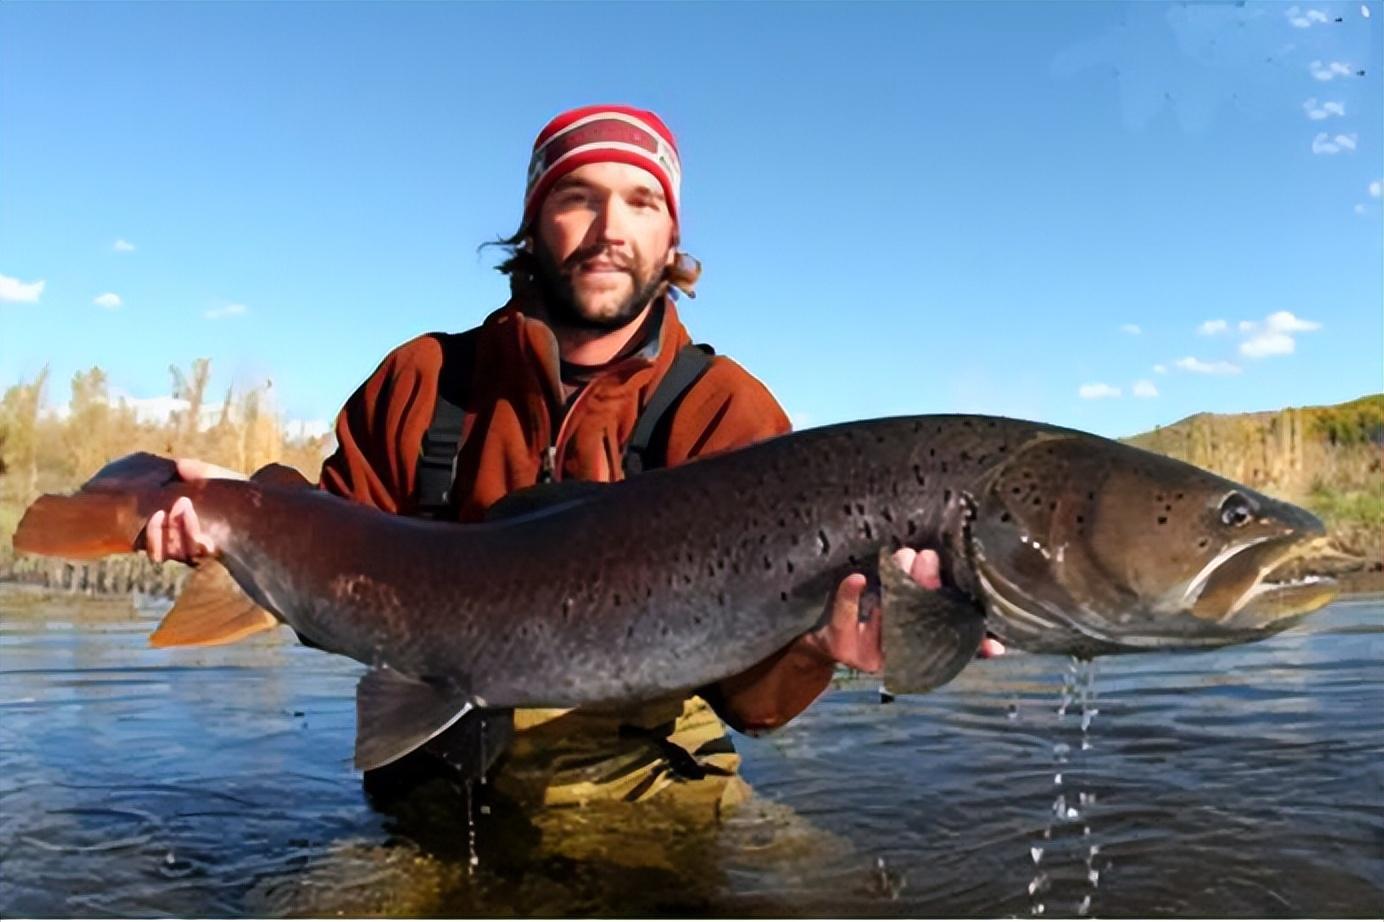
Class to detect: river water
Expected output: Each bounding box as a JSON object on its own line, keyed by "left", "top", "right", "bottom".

{"left": 1, "top": 586, "right": 1380, "bottom": 917}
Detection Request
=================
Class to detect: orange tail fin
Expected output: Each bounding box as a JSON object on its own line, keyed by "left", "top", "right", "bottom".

{"left": 12, "top": 453, "right": 181, "bottom": 560}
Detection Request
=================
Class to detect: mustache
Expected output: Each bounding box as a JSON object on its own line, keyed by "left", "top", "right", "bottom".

{"left": 562, "top": 246, "right": 634, "bottom": 273}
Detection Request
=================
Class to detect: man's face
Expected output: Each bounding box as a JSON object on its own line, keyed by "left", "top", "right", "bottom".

{"left": 532, "top": 161, "right": 676, "bottom": 331}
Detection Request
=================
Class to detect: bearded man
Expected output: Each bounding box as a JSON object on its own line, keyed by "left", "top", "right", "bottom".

{"left": 143, "top": 104, "right": 1001, "bottom": 816}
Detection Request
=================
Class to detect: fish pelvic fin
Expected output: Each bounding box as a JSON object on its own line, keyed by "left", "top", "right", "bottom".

{"left": 149, "top": 560, "right": 279, "bottom": 648}
{"left": 13, "top": 453, "right": 181, "bottom": 559}
{"left": 879, "top": 547, "right": 987, "bottom": 695}
{"left": 355, "top": 669, "right": 488, "bottom": 772}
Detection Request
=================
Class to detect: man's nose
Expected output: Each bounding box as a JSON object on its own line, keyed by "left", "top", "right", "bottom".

{"left": 589, "top": 195, "right": 629, "bottom": 246}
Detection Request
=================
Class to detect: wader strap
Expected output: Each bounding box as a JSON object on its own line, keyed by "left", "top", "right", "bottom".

{"left": 622, "top": 343, "right": 714, "bottom": 477}
{"left": 414, "top": 330, "right": 479, "bottom": 519}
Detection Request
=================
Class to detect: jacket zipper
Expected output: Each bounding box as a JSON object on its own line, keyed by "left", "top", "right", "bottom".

{"left": 540, "top": 382, "right": 599, "bottom": 483}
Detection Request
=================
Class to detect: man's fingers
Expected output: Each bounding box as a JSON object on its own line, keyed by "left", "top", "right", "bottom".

{"left": 146, "top": 510, "right": 166, "bottom": 561}
{"left": 909, "top": 549, "right": 942, "bottom": 590}
{"left": 978, "top": 636, "right": 1007, "bottom": 659}
{"left": 176, "top": 458, "right": 247, "bottom": 482}
{"left": 891, "top": 547, "right": 918, "bottom": 575}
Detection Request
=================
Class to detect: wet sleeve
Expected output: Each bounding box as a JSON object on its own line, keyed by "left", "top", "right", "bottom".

{"left": 665, "top": 359, "right": 838, "bottom": 733}
{"left": 317, "top": 336, "right": 446, "bottom": 514}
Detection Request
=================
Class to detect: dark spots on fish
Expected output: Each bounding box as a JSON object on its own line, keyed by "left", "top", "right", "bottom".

{"left": 1198, "top": 537, "right": 1209, "bottom": 548}
{"left": 875, "top": 432, "right": 886, "bottom": 445}
{"left": 940, "top": 461, "right": 949, "bottom": 474}
{"left": 562, "top": 597, "right": 573, "bottom": 620}
{"left": 693, "top": 614, "right": 703, "bottom": 626}
{"left": 790, "top": 535, "right": 800, "bottom": 547}
{"left": 848, "top": 554, "right": 859, "bottom": 566}
{"left": 785, "top": 560, "right": 795, "bottom": 574}
{"left": 626, "top": 625, "right": 636, "bottom": 640}
{"left": 1176, "top": 492, "right": 1184, "bottom": 500}
{"left": 1076, "top": 514, "right": 1085, "bottom": 524}
{"left": 717, "top": 591, "right": 727, "bottom": 607}
{"left": 855, "top": 502, "right": 865, "bottom": 515}
{"left": 706, "top": 562, "right": 716, "bottom": 577}
{"left": 1157, "top": 516, "right": 1168, "bottom": 525}
{"left": 944, "top": 489, "right": 952, "bottom": 504}
{"left": 681, "top": 573, "right": 692, "bottom": 586}
{"left": 998, "top": 444, "right": 1007, "bottom": 453}
{"left": 861, "top": 521, "right": 874, "bottom": 541}
{"left": 1087, "top": 492, "right": 1095, "bottom": 501}
{"left": 888, "top": 535, "right": 902, "bottom": 551}
{"left": 881, "top": 506, "right": 895, "bottom": 523}
{"left": 906, "top": 518, "right": 918, "bottom": 536}
{"left": 913, "top": 464, "right": 926, "bottom": 486}
{"left": 929, "top": 448, "right": 936, "bottom": 458}
{"left": 842, "top": 503, "right": 852, "bottom": 516}
{"left": 1012, "top": 486, "right": 1021, "bottom": 495}
{"left": 960, "top": 450, "right": 971, "bottom": 463}
{"left": 1164, "top": 504, "right": 1172, "bottom": 512}
{"left": 817, "top": 530, "right": 831, "bottom": 555}
{"left": 1000, "top": 512, "right": 1011, "bottom": 523}
{"left": 1049, "top": 501, "right": 1057, "bottom": 511}
{"left": 1032, "top": 497, "right": 1042, "bottom": 507}
{"left": 778, "top": 517, "right": 787, "bottom": 528}
{"left": 613, "top": 592, "right": 622, "bottom": 606}
{"left": 977, "top": 454, "right": 987, "bottom": 466}
{"left": 780, "top": 591, "right": 789, "bottom": 602}
{"left": 763, "top": 555, "right": 773, "bottom": 571}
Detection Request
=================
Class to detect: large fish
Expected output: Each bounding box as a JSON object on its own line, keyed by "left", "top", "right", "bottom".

{"left": 13, "top": 415, "right": 1336, "bottom": 771}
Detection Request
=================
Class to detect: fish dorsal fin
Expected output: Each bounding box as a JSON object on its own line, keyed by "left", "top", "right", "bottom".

{"left": 879, "top": 547, "right": 987, "bottom": 695}
{"left": 149, "top": 560, "right": 280, "bottom": 648}
{"left": 250, "top": 462, "right": 313, "bottom": 490}
{"left": 354, "top": 669, "right": 475, "bottom": 770}
{"left": 483, "top": 480, "right": 611, "bottom": 522}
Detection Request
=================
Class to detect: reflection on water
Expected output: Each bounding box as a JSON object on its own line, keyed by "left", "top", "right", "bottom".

{"left": 1, "top": 586, "right": 1381, "bottom": 917}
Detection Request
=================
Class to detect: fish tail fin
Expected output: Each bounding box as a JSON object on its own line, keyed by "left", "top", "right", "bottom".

{"left": 13, "top": 453, "right": 182, "bottom": 560}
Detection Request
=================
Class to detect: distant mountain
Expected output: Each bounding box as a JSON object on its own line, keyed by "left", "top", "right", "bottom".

{"left": 1124, "top": 394, "right": 1383, "bottom": 579}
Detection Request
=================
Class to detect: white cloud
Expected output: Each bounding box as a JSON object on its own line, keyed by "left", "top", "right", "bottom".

{"left": 93, "top": 292, "right": 123, "bottom": 310}
{"left": 1153, "top": 364, "right": 1168, "bottom": 375}
{"left": 205, "top": 302, "right": 248, "bottom": 320}
{"left": 1303, "top": 98, "right": 1346, "bottom": 120}
{"left": 1237, "top": 310, "right": 1322, "bottom": 358}
{"left": 1287, "top": 6, "right": 1331, "bottom": 27}
{"left": 1355, "top": 203, "right": 1368, "bottom": 216}
{"left": 113, "top": 239, "right": 136, "bottom": 253}
{"left": 0, "top": 272, "right": 45, "bottom": 303}
{"left": 1120, "top": 323, "right": 1142, "bottom": 335}
{"left": 1132, "top": 379, "right": 1159, "bottom": 398}
{"left": 1312, "top": 132, "right": 1358, "bottom": 155}
{"left": 1238, "top": 320, "right": 1256, "bottom": 332}
{"left": 1369, "top": 180, "right": 1382, "bottom": 198}
{"left": 1175, "top": 356, "right": 1242, "bottom": 375}
{"left": 1365, "top": 4, "right": 1372, "bottom": 18}
{"left": 1310, "top": 60, "right": 1355, "bottom": 81}
{"left": 1198, "top": 319, "right": 1228, "bottom": 336}
{"left": 1078, "top": 382, "right": 1122, "bottom": 399}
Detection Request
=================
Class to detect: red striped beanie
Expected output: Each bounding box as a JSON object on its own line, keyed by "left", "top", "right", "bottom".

{"left": 523, "top": 105, "right": 682, "bottom": 228}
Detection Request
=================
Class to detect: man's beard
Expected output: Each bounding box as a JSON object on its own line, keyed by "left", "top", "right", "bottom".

{"left": 533, "top": 240, "right": 666, "bottom": 332}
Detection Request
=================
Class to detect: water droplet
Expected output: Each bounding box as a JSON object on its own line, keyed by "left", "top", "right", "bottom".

{"left": 1081, "top": 739, "right": 1091, "bottom": 751}
{"left": 1031, "top": 846, "right": 1044, "bottom": 863}
{"left": 1089, "top": 869, "right": 1101, "bottom": 886}
{"left": 1078, "top": 895, "right": 1092, "bottom": 916}
{"left": 1090, "top": 844, "right": 1101, "bottom": 856}
{"left": 164, "top": 851, "right": 176, "bottom": 865}
{"left": 1034, "top": 902, "right": 1046, "bottom": 915}
{"left": 1053, "top": 742, "right": 1070, "bottom": 759}
{"left": 1054, "top": 772, "right": 1063, "bottom": 785}
{"left": 1028, "top": 873, "right": 1049, "bottom": 895}
{"left": 1052, "top": 795, "right": 1067, "bottom": 818}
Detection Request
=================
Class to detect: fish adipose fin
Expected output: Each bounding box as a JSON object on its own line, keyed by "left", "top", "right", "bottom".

{"left": 13, "top": 452, "right": 180, "bottom": 559}
{"left": 249, "top": 462, "right": 313, "bottom": 490}
{"left": 355, "top": 669, "right": 479, "bottom": 771}
{"left": 149, "top": 560, "right": 279, "bottom": 648}
{"left": 879, "top": 548, "right": 987, "bottom": 695}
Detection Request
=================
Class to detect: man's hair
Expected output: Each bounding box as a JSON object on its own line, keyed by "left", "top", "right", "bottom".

{"left": 481, "top": 224, "right": 703, "bottom": 300}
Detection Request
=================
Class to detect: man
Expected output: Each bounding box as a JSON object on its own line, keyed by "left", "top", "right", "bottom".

{"left": 144, "top": 104, "right": 1001, "bottom": 816}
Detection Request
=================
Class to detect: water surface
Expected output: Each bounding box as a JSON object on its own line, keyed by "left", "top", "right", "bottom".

{"left": 1, "top": 586, "right": 1380, "bottom": 917}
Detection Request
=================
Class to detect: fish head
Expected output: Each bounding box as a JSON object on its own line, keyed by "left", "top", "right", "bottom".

{"left": 967, "top": 434, "right": 1337, "bottom": 656}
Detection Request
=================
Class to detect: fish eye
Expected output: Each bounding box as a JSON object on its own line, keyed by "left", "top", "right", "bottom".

{"left": 1219, "top": 492, "right": 1253, "bottom": 527}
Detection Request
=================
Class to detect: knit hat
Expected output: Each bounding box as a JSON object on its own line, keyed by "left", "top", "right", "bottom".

{"left": 523, "top": 105, "right": 682, "bottom": 228}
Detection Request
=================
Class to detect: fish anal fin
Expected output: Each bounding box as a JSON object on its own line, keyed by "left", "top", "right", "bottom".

{"left": 250, "top": 463, "right": 313, "bottom": 490}
{"left": 355, "top": 669, "right": 476, "bottom": 771}
{"left": 880, "top": 547, "right": 986, "bottom": 695}
{"left": 149, "top": 560, "right": 279, "bottom": 648}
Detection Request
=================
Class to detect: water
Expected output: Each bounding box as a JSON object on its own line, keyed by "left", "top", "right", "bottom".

{"left": 2, "top": 585, "right": 1381, "bottom": 917}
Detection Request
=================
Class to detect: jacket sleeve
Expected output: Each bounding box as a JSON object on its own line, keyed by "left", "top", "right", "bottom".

{"left": 663, "top": 359, "right": 839, "bottom": 734}
{"left": 317, "top": 335, "right": 447, "bottom": 513}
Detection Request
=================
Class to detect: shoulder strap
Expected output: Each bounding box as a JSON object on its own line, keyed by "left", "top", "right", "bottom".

{"left": 415, "top": 329, "right": 479, "bottom": 519}
{"left": 622, "top": 343, "right": 715, "bottom": 477}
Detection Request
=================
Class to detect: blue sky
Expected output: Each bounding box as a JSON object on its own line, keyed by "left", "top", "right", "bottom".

{"left": 2, "top": 1, "right": 1380, "bottom": 441}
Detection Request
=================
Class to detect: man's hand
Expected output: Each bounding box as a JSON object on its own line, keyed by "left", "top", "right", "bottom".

{"left": 143, "top": 459, "right": 246, "bottom": 564}
{"left": 793, "top": 548, "right": 1005, "bottom": 672}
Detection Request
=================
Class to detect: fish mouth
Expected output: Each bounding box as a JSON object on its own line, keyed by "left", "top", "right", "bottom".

{"left": 1188, "top": 534, "right": 1338, "bottom": 629}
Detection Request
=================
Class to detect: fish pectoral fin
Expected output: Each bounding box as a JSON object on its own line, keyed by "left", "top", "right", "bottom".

{"left": 354, "top": 669, "right": 477, "bottom": 771}
{"left": 879, "top": 548, "right": 987, "bottom": 695}
{"left": 149, "top": 560, "right": 280, "bottom": 648}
